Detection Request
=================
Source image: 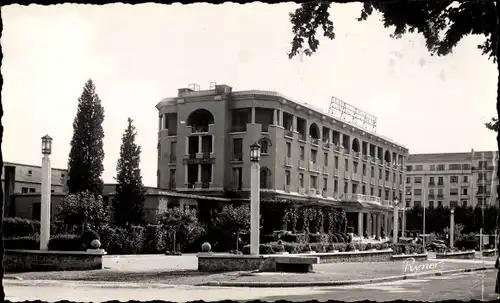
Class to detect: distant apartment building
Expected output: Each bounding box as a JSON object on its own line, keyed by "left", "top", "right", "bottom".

{"left": 406, "top": 150, "right": 499, "bottom": 209}
{"left": 156, "top": 83, "right": 409, "bottom": 236}
{"left": 2, "top": 161, "right": 68, "bottom": 217}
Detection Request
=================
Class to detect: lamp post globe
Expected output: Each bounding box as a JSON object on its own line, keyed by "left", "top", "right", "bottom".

{"left": 250, "top": 142, "right": 261, "bottom": 162}
{"left": 41, "top": 135, "right": 53, "bottom": 155}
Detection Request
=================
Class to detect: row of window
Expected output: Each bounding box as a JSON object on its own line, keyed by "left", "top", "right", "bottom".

{"left": 407, "top": 161, "right": 491, "bottom": 172}
{"left": 407, "top": 175, "right": 469, "bottom": 184}
{"left": 21, "top": 187, "right": 55, "bottom": 194}
{"left": 407, "top": 198, "right": 489, "bottom": 208}
{"left": 283, "top": 170, "right": 400, "bottom": 199}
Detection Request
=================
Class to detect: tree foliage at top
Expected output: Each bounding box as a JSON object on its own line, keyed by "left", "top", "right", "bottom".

{"left": 113, "top": 118, "right": 146, "bottom": 227}
{"left": 288, "top": 1, "right": 497, "bottom": 60}
{"left": 158, "top": 207, "right": 205, "bottom": 251}
{"left": 67, "top": 79, "right": 105, "bottom": 195}
{"left": 486, "top": 117, "right": 499, "bottom": 132}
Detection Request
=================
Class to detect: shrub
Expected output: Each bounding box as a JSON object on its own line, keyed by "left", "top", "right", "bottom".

{"left": 48, "top": 234, "right": 83, "bottom": 251}
{"left": 242, "top": 243, "right": 274, "bottom": 255}
{"left": 142, "top": 225, "right": 168, "bottom": 254}
{"left": 272, "top": 230, "right": 290, "bottom": 241}
{"left": 327, "top": 243, "right": 335, "bottom": 251}
{"left": 56, "top": 191, "right": 111, "bottom": 232}
{"left": 330, "top": 234, "right": 339, "bottom": 243}
{"left": 4, "top": 236, "right": 39, "bottom": 250}
{"left": 365, "top": 243, "right": 373, "bottom": 250}
{"left": 281, "top": 233, "right": 309, "bottom": 243}
{"left": 3, "top": 217, "right": 40, "bottom": 238}
{"left": 345, "top": 233, "right": 353, "bottom": 243}
{"left": 283, "top": 242, "right": 303, "bottom": 254}
{"left": 335, "top": 233, "right": 345, "bottom": 243}
{"left": 374, "top": 243, "right": 382, "bottom": 250}
{"left": 311, "top": 243, "right": 326, "bottom": 252}
{"left": 301, "top": 243, "right": 313, "bottom": 252}
{"left": 98, "top": 225, "right": 145, "bottom": 254}
{"left": 390, "top": 243, "right": 424, "bottom": 255}
{"left": 80, "top": 230, "right": 100, "bottom": 249}
{"left": 270, "top": 242, "right": 286, "bottom": 253}
{"left": 381, "top": 243, "right": 389, "bottom": 250}
{"left": 158, "top": 207, "right": 205, "bottom": 252}
{"left": 309, "top": 233, "right": 329, "bottom": 243}
{"left": 346, "top": 243, "right": 355, "bottom": 252}
{"left": 337, "top": 243, "right": 347, "bottom": 252}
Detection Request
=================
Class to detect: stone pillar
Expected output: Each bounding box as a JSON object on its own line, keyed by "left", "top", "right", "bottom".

{"left": 198, "top": 136, "right": 202, "bottom": 154}
{"left": 273, "top": 109, "right": 278, "bottom": 125}
{"left": 367, "top": 213, "right": 372, "bottom": 237}
{"left": 292, "top": 116, "right": 297, "bottom": 131}
{"left": 40, "top": 155, "right": 51, "bottom": 250}
{"left": 358, "top": 212, "right": 363, "bottom": 237}
{"left": 279, "top": 110, "right": 284, "bottom": 127}
{"left": 250, "top": 162, "right": 261, "bottom": 255}
{"left": 197, "top": 164, "right": 202, "bottom": 182}
{"left": 251, "top": 107, "right": 256, "bottom": 123}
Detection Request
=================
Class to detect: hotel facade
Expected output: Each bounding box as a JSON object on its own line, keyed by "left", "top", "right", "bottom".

{"left": 406, "top": 150, "right": 499, "bottom": 209}
{"left": 156, "top": 84, "right": 409, "bottom": 236}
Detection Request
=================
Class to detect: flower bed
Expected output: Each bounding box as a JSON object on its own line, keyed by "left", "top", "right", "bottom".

{"left": 436, "top": 250, "right": 475, "bottom": 259}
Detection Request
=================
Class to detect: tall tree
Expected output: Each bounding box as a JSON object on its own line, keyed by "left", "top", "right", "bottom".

{"left": 486, "top": 117, "right": 499, "bottom": 132}
{"left": 288, "top": 0, "right": 500, "bottom": 214}
{"left": 113, "top": 118, "right": 146, "bottom": 226}
{"left": 67, "top": 79, "right": 105, "bottom": 195}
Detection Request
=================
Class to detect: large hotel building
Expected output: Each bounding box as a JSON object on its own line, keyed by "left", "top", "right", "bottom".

{"left": 406, "top": 151, "right": 499, "bottom": 209}
{"left": 156, "top": 84, "right": 409, "bottom": 236}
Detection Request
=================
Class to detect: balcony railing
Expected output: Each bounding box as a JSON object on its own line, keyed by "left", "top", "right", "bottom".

{"left": 260, "top": 181, "right": 273, "bottom": 189}
{"left": 322, "top": 166, "right": 329, "bottom": 175}
{"left": 169, "top": 155, "right": 177, "bottom": 163}
{"left": 437, "top": 194, "right": 444, "bottom": 198}
{"left": 363, "top": 154, "right": 369, "bottom": 161}
{"left": 332, "top": 144, "right": 341, "bottom": 152}
{"left": 370, "top": 157, "right": 376, "bottom": 163}
{"left": 385, "top": 162, "right": 391, "bottom": 168}
{"left": 201, "top": 182, "right": 210, "bottom": 189}
{"left": 353, "top": 152, "right": 360, "bottom": 159}
{"left": 187, "top": 182, "right": 196, "bottom": 189}
{"left": 428, "top": 182, "right": 435, "bottom": 186}
{"left": 202, "top": 151, "right": 211, "bottom": 158}
{"left": 284, "top": 129, "right": 294, "bottom": 138}
{"left": 298, "top": 187, "right": 306, "bottom": 195}
{"left": 191, "top": 125, "right": 210, "bottom": 133}
{"left": 310, "top": 138, "right": 320, "bottom": 146}
{"left": 333, "top": 168, "right": 339, "bottom": 177}
{"left": 188, "top": 153, "right": 197, "bottom": 159}
{"left": 428, "top": 194, "right": 435, "bottom": 198}
{"left": 232, "top": 153, "right": 243, "bottom": 162}
{"left": 308, "top": 188, "right": 318, "bottom": 196}
{"left": 283, "top": 184, "right": 291, "bottom": 192}
{"left": 298, "top": 160, "right": 306, "bottom": 169}
{"left": 321, "top": 189, "right": 327, "bottom": 197}
{"left": 168, "top": 182, "right": 176, "bottom": 189}
{"left": 309, "top": 162, "right": 320, "bottom": 172}
{"left": 298, "top": 133, "right": 306, "bottom": 141}
{"left": 344, "top": 149, "right": 350, "bottom": 155}
{"left": 285, "top": 157, "right": 292, "bottom": 167}
{"left": 437, "top": 182, "right": 444, "bottom": 187}
{"left": 343, "top": 193, "right": 383, "bottom": 204}
{"left": 322, "top": 141, "right": 331, "bottom": 149}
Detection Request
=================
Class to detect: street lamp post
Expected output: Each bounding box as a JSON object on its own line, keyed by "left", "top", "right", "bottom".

{"left": 450, "top": 208, "right": 455, "bottom": 248}
{"left": 249, "top": 142, "right": 261, "bottom": 255}
{"left": 393, "top": 198, "right": 399, "bottom": 243}
{"left": 40, "top": 135, "right": 53, "bottom": 250}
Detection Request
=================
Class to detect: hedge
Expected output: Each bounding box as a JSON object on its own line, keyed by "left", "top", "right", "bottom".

{"left": 3, "top": 217, "right": 40, "bottom": 238}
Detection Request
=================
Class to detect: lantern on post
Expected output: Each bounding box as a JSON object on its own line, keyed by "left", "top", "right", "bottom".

{"left": 41, "top": 135, "right": 53, "bottom": 155}
{"left": 250, "top": 142, "right": 261, "bottom": 162}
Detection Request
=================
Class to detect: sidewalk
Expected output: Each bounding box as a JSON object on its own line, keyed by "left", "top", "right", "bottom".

{"left": 6, "top": 258, "right": 494, "bottom": 287}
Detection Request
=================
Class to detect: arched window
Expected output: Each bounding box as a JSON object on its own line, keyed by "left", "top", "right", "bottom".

{"left": 258, "top": 138, "right": 272, "bottom": 155}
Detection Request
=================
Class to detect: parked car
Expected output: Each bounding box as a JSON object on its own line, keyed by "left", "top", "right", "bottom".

{"left": 425, "top": 240, "right": 447, "bottom": 252}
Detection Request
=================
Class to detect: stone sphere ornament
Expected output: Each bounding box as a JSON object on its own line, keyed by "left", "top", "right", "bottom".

{"left": 201, "top": 242, "right": 212, "bottom": 252}
{"left": 90, "top": 239, "right": 101, "bottom": 249}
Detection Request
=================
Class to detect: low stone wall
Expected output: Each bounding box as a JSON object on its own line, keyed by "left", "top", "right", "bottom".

{"left": 482, "top": 249, "right": 498, "bottom": 257}
{"left": 197, "top": 253, "right": 266, "bottom": 272}
{"left": 436, "top": 250, "right": 475, "bottom": 260}
{"left": 391, "top": 253, "right": 428, "bottom": 261}
{"left": 297, "top": 249, "right": 393, "bottom": 263}
{"left": 4, "top": 249, "right": 107, "bottom": 272}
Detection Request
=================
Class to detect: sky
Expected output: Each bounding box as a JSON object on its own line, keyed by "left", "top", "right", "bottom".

{"left": 2, "top": 3, "right": 498, "bottom": 187}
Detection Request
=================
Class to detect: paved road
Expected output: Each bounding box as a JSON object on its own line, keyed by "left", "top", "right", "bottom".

{"left": 5, "top": 271, "right": 500, "bottom": 302}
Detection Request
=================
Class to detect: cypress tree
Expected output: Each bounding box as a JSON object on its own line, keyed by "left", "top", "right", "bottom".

{"left": 113, "top": 118, "right": 146, "bottom": 226}
{"left": 67, "top": 79, "right": 105, "bottom": 195}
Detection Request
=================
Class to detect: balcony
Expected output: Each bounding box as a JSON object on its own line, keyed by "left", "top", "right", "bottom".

{"left": 284, "top": 129, "right": 294, "bottom": 138}
{"left": 187, "top": 182, "right": 196, "bottom": 189}
{"left": 308, "top": 188, "right": 318, "bottom": 196}
{"left": 202, "top": 151, "right": 211, "bottom": 159}
{"left": 260, "top": 181, "right": 273, "bottom": 190}
{"left": 310, "top": 138, "right": 320, "bottom": 146}
{"left": 321, "top": 189, "right": 327, "bottom": 198}
{"left": 370, "top": 179, "right": 375, "bottom": 185}
{"left": 428, "top": 182, "right": 435, "bottom": 186}
{"left": 169, "top": 155, "right": 177, "bottom": 163}
{"left": 437, "top": 182, "right": 444, "bottom": 187}
{"left": 298, "top": 187, "right": 306, "bottom": 195}
{"left": 332, "top": 144, "right": 341, "bottom": 153}
{"left": 352, "top": 152, "right": 360, "bottom": 159}
{"left": 322, "top": 141, "right": 331, "bottom": 149}
{"left": 231, "top": 124, "right": 246, "bottom": 132}
{"left": 283, "top": 184, "right": 291, "bottom": 193}
{"left": 168, "top": 181, "right": 176, "bottom": 190}
{"left": 322, "top": 166, "right": 329, "bottom": 175}
{"left": 284, "top": 157, "right": 292, "bottom": 167}
{"left": 385, "top": 162, "right": 391, "bottom": 168}
{"left": 201, "top": 182, "right": 210, "bottom": 189}
{"left": 343, "top": 193, "right": 382, "bottom": 205}
{"left": 370, "top": 157, "right": 376, "bottom": 164}
{"left": 188, "top": 153, "right": 197, "bottom": 159}
{"left": 437, "top": 194, "right": 444, "bottom": 198}
{"left": 298, "top": 133, "right": 306, "bottom": 142}
{"left": 351, "top": 172, "right": 361, "bottom": 181}
{"left": 333, "top": 168, "right": 339, "bottom": 177}
{"left": 309, "top": 162, "right": 320, "bottom": 172}
{"left": 476, "top": 191, "right": 492, "bottom": 196}
{"left": 428, "top": 194, "right": 435, "bottom": 198}
{"left": 344, "top": 149, "right": 350, "bottom": 156}
{"left": 298, "top": 160, "right": 306, "bottom": 169}
{"left": 362, "top": 154, "right": 369, "bottom": 162}
{"left": 232, "top": 153, "right": 243, "bottom": 162}
{"left": 191, "top": 125, "right": 210, "bottom": 134}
